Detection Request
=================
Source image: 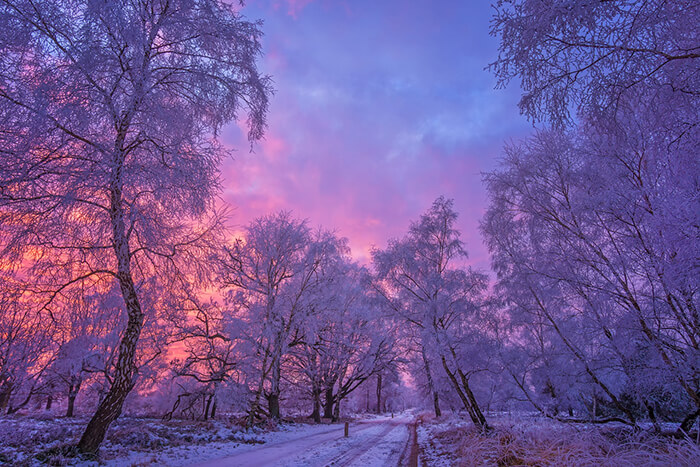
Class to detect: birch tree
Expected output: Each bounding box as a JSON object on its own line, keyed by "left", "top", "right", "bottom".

{"left": 0, "top": 0, "right": 270, "bottom": 453}
{"left": 487, "top": 0, "right": 699, "bottom": 432}
{"left": 220, "top": 213, "right": 346, "bottom": 421}
{"left": 373, "top": 197, "right": 491, "bottom": 431}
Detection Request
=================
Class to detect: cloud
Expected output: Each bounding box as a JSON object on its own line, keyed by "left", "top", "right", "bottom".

{"left": 271, "top": 0, "right": 316, "bottom": 18}
{"left": 222, "top": 1, "right": 531, "bottom": 272}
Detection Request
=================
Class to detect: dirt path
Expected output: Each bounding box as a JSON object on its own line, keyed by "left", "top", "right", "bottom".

{"left": 194, "top": 415, "right": 413, "bottom": 467}
{"left": 398, "top": 420, "right": 420, "bottom": 467}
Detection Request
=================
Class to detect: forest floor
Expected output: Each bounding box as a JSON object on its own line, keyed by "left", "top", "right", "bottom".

{"left": 2, "top": 411, "right": 699, "bottom": 466}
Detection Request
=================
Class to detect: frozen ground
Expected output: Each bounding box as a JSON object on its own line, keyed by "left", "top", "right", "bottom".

{"left": 3, "top": 411, "right": 698, "bottom": 466}
{"left": 416, "top": 413, "right": 700, "bottom": 467}
{"left": 0, "top": 412, "right": 415, "bottom": 466}
{"left": 197, "top": 413, "right": 412, "bottom": 467}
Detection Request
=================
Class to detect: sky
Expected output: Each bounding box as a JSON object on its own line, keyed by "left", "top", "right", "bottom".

{"left": 220, "top": 0, "right": 532, "bottom": 271}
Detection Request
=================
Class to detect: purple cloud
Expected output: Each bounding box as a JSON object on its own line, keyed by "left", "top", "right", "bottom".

{"left": 222, "top": 0, "right": 531, "bottom": 270}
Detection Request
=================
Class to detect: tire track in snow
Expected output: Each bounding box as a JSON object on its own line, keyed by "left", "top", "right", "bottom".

{"left": 324, "top": 421, "right": 403, "bottom": 466}
{"left": 195, "top": 420, "right": 395, "bottom": 467}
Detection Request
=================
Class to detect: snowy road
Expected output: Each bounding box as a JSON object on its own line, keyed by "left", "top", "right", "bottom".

{"left": 195, "top": 414, "right": 415, "bottom": 467}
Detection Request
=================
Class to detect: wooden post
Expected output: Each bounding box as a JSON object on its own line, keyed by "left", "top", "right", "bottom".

{"left": 344, "top": 421, "right": 349, "bottom": 437}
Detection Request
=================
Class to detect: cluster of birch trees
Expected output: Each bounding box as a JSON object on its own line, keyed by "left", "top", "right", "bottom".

{"left": 483, "top": 0, "right": 699, "bottom": 432}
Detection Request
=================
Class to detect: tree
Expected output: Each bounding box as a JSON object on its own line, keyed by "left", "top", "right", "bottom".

{"left": 490, "top": 0, "right": 700, "bottom": 126}
{"left": 0, "top": 0, "right": 271, "bottom": 453}
{"left": 0, "top": 278, "right": 53, "bottom": 414}
{"left": 373, "top": 197, "right": 491, "bottom": 431}
{"left": 219, "top": 213, "right": 346, "bottom": 421}
{"left": 482, "top": 127, "right": 699, "bottom": 427}
{"left": 168, "top": 297, "right": 240, "bottom": 421}
{"left": 488, "top": 0, "right": 699, "bottom": 433}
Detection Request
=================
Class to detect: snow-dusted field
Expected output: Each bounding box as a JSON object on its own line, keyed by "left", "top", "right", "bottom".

{"left": 416, "top": 413, "right": 700, "bottom": 467}
{"left": 3, "top": 411, "right": 699, "bottom": 466}
{"left": 0, "top": 413, "right": 413, "bottom": 466}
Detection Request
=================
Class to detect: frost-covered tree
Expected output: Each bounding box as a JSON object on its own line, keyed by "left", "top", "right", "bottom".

{"left": 373, "top": 197, "right": 491, "bottom": 431}
{"left": 0, "top": 0, "right": 270, "bottom": 452}
{"left": 0, "top": 278, "right": 53, "bottom": 414}
{"left": 487, "top": 0, "right": 699, "bottom": 433}
{"left": 483, "top": 127, "right": 699, "bottom": 428}
{"left": 168, "top": 297, "right": 240, "bottom": 421}
{"left": 219, "top": 213, "right": 347, "bottom": 421}
{"left": 490, "top": 0, "right": 700, "bottom": 126}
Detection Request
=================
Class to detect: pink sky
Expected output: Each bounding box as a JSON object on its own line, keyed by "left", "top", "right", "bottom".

{"left": 220, "top": 0, "right": 531, "bottom": 271}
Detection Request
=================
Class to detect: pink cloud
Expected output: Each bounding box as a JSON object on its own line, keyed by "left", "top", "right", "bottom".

{"left": 272, "top": 0, "right": 315, "bottom": 18}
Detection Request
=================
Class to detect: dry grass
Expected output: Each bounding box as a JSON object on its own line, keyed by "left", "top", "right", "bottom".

{"left": 422, "top": 415, "right": 699, "bottom": 467}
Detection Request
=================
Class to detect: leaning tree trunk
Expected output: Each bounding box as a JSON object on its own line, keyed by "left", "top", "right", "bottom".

{"left": 77, "top": 180, "right": 145, "bottom": 454}
{"left": 458, "top": 367, "right": 489, "bottom": 430}
{"left": 440, "top": 355, "right": 490, "bottom": 432}
{"left": 420, "top": 346, "right": 441, "bottom": 417}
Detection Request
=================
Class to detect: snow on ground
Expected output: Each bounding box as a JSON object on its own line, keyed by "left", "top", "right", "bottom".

{"left": 416, "top": 414, "right": 468, "bottom": 467}
{"left": 0, "top": 413, "right": 413, "bottom": 466}
{"left": 7, "top": 411, "right": 697, "bottom": 466}
{"left": 416, "top": 412, "right": 700, "bottom": 467}
{"left": 197, "top": 413, "right": 411, "bottom": 467}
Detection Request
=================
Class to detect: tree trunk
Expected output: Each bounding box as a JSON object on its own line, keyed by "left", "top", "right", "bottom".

{"left": 592, "top": 395, "right": 597, "bottom": 420}
{"left": 66, "top": 391, "right": 76, "bottom": 417}
{"left": 204, "top": 394, "right": 214, "bottom": 420}
{"left": 268, "top": 343, "right": 283, "bottom": 419}
{"left": 420, "top": 346, "right": 441, "bottom": 417}
{"left": 0, "top": 384, "right": 13, "bottom": 413}
{"left": 248, "top": 352, "right": 268, "bottom": 428}
{"left": 376, "top": 374, "right": 382, "bottom": 414}
{"left": 267, "top": 392, "right": 280, "bottom": 420}
{"left": 311, "top": 386, "right": 321, "bottom": 423}
{"left": 46, "top": 395, "right": 53, "bottom": 411}
{"left": 459, "top": 368, "right": 488, "bottom": 430}
{"left": 323, "top": 386, "right": 334, "bottom": 419}
{"left": 77, "top": 181, "right": 145, "bottom": 455}
{"left": 211, "top": 398, "right": 217, "bottom": 418}
{"left": 432, "top": 391, "right": 441, "bottom": 418}
{"left": 366, "top": 384, "right": 370, "bottom": 412}
{"left": 66, "top": 379, "right": 81, "bottom": 417}
{"left": 333, "top": 397, "right": 340, "bottom": 421}
{"left": 440, "top": 355, "right": 489, "bottom": 431}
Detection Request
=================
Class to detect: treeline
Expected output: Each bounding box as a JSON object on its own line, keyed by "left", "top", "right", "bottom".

{"left": 0, "top": 210, "right": 408, "bottom": 419}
